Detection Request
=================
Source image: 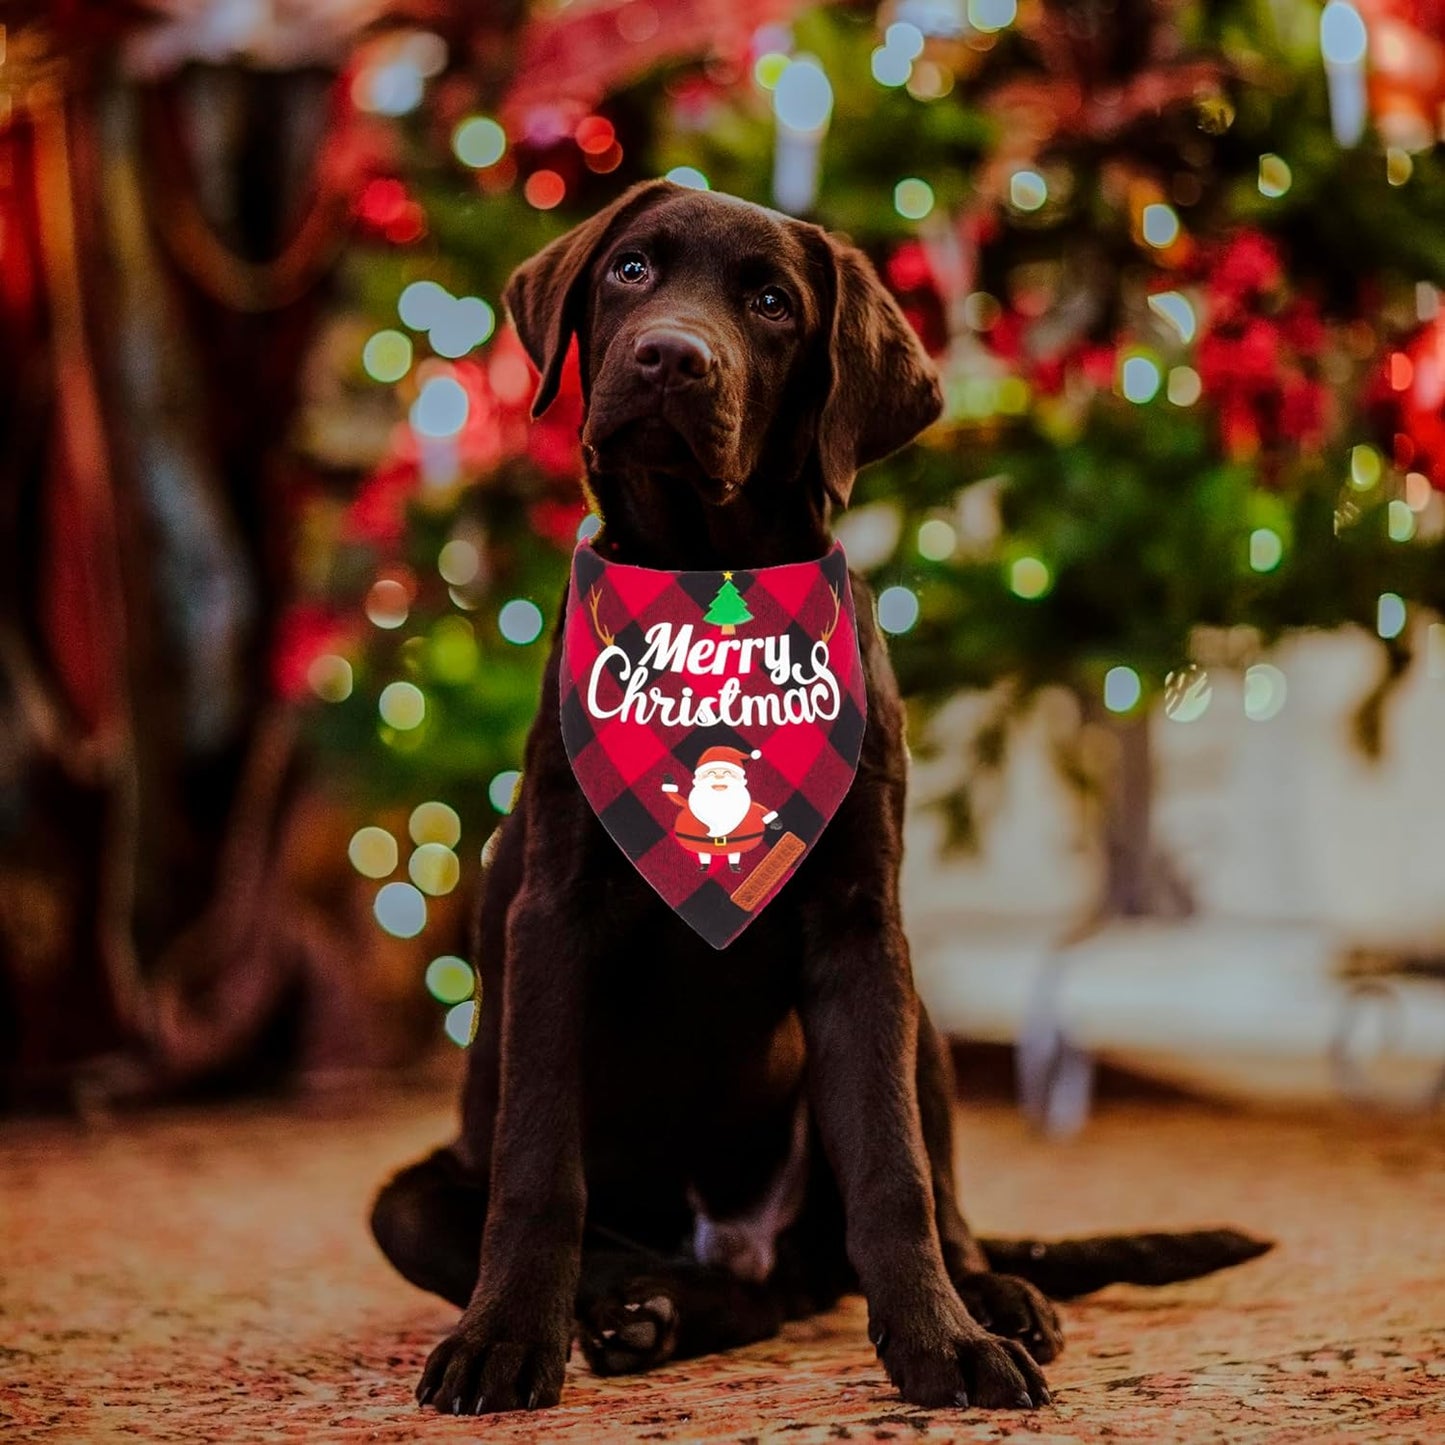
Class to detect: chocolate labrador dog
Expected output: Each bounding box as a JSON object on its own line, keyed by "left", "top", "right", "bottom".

{"left": 371, "top": 180, "right": 1268, "bottom": 1416}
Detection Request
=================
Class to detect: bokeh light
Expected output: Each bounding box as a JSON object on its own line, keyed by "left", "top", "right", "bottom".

{"left": 410, "top": 801, "right": 461, "bottom": 848}
{"left": 969, "top": 0, "right": 1018, "bottom": 29}
{"left": 410, "top": 375, "right": 469, "bottom": 438}
{"left": 375, "top": 881, "right": 427, "bottom": 938}
{"left": 1388, "top": 499, "right": 1417, "bottom": 542}
{"left": 1141, "top": 203, "right": 1181, "bottom": 248}
{"left": 1258, "top": 153, "right": 1292, "bottom": 198}
{"left": 349, "top": 826, "right": 398, "bottom": 879}
{"left": 307, "top": 654, "right": 353, "bottom": 703}
{"left": 379, "top": 681, "right": 426, "bottom": 730}
{"left": 877, "top": 585, "right": 920, "bottom": 634}
{"left": 665, "top": 166, "right": 709, "bottom": 189}
{"left": 1377, "top": 592, "right": 1407, "bottom": 639}
{"left": 1104, "top": 666, "right": 1142, "bottom": 713}
{"left": 1164, "top": 665, "right": 1212, "bottom": 723}
{"left": 444, "top": 999, "right": 477, "bottom": 1047}
{"left": 772, "top": 58, "right": 833, "bottom": 132}
{"left": 489, "top": 769, "right": 522, "bottom": 814}
{"left": 409, "top": 841, "right": 461, "bottom": 896}
{"left": 498, "top": 598, "right": 544, "bottom": 645}
{"left": 871, "top": 47, "right": 911, "bottom": 87}
{"left": 398, "top": 279, "right": 450, "bottom": 331}
{"left": 452, "top": 116, "right": 506, "bottom": 169}
{"left": 1121, "top": 355, "right": 1161, "bottom": 403}
{"left": 1167, "top": 366, "right": 1202, "bottom": 406}
{"left": 1009, "top": 556, "right": 1051, "bottom": 599}
{"left": 894, "top": 178, "right": 935, "bottom": 220}
{"left": 524, "top": 170, "right": 566, "bottom": 209}
{"left": 426, "top": 955, "right": 474, "bottom": 1005}
{"left": 362, "top": 329, "right": 413, "bottom": 383}
{"left": 1249, "top": 528, "right": 1284, "bottom": 572}
{"left": 1009, "top": 170, "right": 1047, "bottom": 211}
{"left": 438, "top": 538, "right": 480, "bottom": 586}
{"left": 365, "top": 578, "right": 409, "bottom": 630}
{"left": 1244, "top": 663, "right": 1287, "bottom": 720}
{"left": 917, "top": 518, "right": 957, "bottom": 560}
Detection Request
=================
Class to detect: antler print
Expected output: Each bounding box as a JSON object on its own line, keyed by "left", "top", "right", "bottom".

{"left": 819, "top": 585, "right": 842, "bottom": 645}
{"left": 587, "top": 586, "right": 615, "bottom": 648}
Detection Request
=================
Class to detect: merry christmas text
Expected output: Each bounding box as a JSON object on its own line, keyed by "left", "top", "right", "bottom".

{"left": 585, "top": 623, "right": 842, "bottom": 727}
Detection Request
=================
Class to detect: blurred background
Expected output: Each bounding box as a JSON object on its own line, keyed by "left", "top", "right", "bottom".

{"left": 5, "top": 0, "right": 1445, "bottom": 1124}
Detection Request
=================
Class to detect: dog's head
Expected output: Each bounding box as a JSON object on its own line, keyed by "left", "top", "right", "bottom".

{"left": 504, "top": 181, "right": 941, "bottom": 534}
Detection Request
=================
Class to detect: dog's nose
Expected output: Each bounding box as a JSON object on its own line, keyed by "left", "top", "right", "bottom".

{"left": 634, "top": 328, "right": 714, "bottom": 388}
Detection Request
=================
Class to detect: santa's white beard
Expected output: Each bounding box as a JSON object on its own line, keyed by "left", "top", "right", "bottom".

{"left": 688, "top": 778, "right": 751, "bottom": 835}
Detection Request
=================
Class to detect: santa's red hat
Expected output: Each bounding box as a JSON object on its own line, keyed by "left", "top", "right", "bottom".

{"left": 694, "top": 745, "right": 760, "bottom": 774}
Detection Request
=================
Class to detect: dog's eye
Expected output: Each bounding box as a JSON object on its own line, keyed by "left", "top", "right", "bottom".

{"left": 613, "top": 253, "right": 650, "bottom": 285}
{"left": 752, "top": 287, "right": 792, "bottom": 322}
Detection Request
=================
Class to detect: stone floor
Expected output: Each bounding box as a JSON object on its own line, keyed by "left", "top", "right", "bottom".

{"left": 3, "top": 1083, "right": 1443, "bottom": 1442}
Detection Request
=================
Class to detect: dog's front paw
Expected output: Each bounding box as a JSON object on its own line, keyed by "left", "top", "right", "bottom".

{"left": 952, "top": 1271, "right": 1064, "bottom": 1364}
{"left": 416, "top": 1310, "right": 569, "bottom": 1415}
{"left": 871, "top": 1298, "right": 1051, "bottom": 1410}
{"left": 577, "top": 1281, "right": 679, "bottom": 1375}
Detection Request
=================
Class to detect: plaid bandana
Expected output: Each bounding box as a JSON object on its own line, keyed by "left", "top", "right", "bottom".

{"left": 560, "top": 538, "right": 866, "bottom": 949}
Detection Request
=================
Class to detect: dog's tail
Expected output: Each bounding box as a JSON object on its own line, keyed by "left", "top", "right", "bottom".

{"left": 977, "top": 1228, "right": 1272, "bottom": 1300}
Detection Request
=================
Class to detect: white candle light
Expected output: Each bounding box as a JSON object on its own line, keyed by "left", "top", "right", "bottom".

{"left": 1320, "top": 1, "right": 1369, "bottom": 147}
{"left": 771, "top": 57, "right": 833, "bottom": 214}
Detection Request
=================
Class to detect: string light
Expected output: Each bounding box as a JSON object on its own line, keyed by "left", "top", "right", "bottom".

{"left": 426, "top": 955, "right": 474, "bottom": 1005}
{"left": 1009, "top": 557, "right": 1050, "bottom": 599}
{"left": 1257, "top": 154, "right": 1292, "bottom": 197}
{"left": 349, "top": 826, "right": 398, "bottom": 879}
{"left": 1249, "top": 528, "right": 1284, "bottom": 572}
{"left": 379, "top": 681, "right": 426, "bottom": 730}
{"left": 917, "top": 519, "right": 957, "bottom": 560}
{"left": 307, "top": 654, "right": 353, "bottom": 702}
{"left": 877, "top": 586, "right": 920, "bottom": 634}
{"left": 365, "top": 578, "right": 409, "bottom": 629}
{"left": 410, "top": 801, "right": 461, "bottom": 848}
{"left": 443, "top": 1000, "right": 476, "bottom": 1047}
{"left": 1377, "top": 592, "right": 1407, "bottom": 639}
{"left": 894, "top": 178, "right": 935, "bottom": 220}
{"left": 871, "top": 47, "right": 912, "bottom": 87}
{"left": 1167, "top": 366, "right": 1202, "bottom": 406}
{"left": 438, "top": 539, "right": 480, "bottom": 586}
{"left": 524, "top": 170, "right": 566, "bottom": 209}
{"left": 1244, "top": 663, "right": 1287, "bottom": 720}
{"left": 398, "top": 280, "right": 449, "bottom": 331}
{"left": 1008, "top": 170, "right": 1047, "bottom": 211}
{"left": 1141, "top": 203, "right": 1180, "bottom": 247}
{"left": 968, "top": 0, "right": 1018, "bottom": 31}
{"left": 489, "top": 769, "right": 521, "bottom": 814}
{"left": 1104, "top": 666, "right": 1142, "bottom": 713}
{"left": 410, "top": 375, "right": 469, "bottom": 438}
{"left": 1350, "top": 444, "right": 1382, "bottom": 491}
{"left": 363, "top": 329, "right": 413, "bottom": 383}
{"left": 410, "top": 842, "right": 461, "bottom": 896}
{"left": 753, "top": 51, "right": 790, "bottom": 90}
{"left": 1147, "top": 292, "right": 1196, "bottom": 343}
{"left": 1164, "top": 665, "right": 1212, "bottom": 722}
{"left": 498, "top": 599, "right": 544, "bottom": 645}
{"left": 1388, "top": 499, "right": 1417, "bottom": 542}
{"left": 1120, "top": 355, "right": 1162, "bottom": 403}
{"left": 452, "top": 116, "right": 507, "bottom": 169}
{"left": 375, "top": 881, "right": 427, "bottom": 938}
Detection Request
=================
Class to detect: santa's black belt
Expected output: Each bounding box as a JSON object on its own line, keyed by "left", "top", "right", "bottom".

{"left": 676, "top": 829, "right": 765, "bottom": 846}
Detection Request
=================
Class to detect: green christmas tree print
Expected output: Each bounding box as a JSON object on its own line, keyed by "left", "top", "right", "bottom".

{"left": 704, "top": 572, "right": 752, "bottom": 635}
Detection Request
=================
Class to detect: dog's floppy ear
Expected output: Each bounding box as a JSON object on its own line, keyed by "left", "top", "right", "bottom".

{"left": 504, "top": 179, "right": 673, "bottom": 418}
{"left": 809, "top": 232, "right": 943, "bottom": 507}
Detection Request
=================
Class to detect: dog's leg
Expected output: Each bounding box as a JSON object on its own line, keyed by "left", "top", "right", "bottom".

{"left": 916, "top": 1009, "right": 1063, "bottom": 1364}
{"left": 415, "top": 756, "right": 593, "bottom": 1415}
{"left": 371, "top": 1148, "right": 486, "bottom": 1308}
{"left": 796, "top": 769, "right": 1049, "bottom": 1410}
{"left": 575, "top": 1249, "right": 786, "bottom": 1376}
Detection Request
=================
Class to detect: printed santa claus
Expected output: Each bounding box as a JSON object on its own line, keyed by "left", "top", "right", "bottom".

{"left": 662, "top": 746, "right": 781, "bottom": 872}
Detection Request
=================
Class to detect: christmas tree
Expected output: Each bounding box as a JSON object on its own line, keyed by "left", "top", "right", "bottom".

{"left": 279, "top": 0, "right": 1445, "bottom": 1036}
{"left": 704, "top": 575, "right": 753, "bottom": 634}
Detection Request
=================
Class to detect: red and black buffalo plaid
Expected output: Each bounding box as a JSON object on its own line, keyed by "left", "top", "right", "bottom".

{"left": 560, "top": 539, "right": 866, "bottom": 949}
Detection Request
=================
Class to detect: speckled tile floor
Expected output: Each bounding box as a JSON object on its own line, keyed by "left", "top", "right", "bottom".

{"left": 2, "top": 1086, "right": 1443, "bottom": 1443}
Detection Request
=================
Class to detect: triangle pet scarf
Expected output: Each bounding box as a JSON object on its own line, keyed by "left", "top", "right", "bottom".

{"left": 560, "top": 539, "right": 866, "bottom": 949}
